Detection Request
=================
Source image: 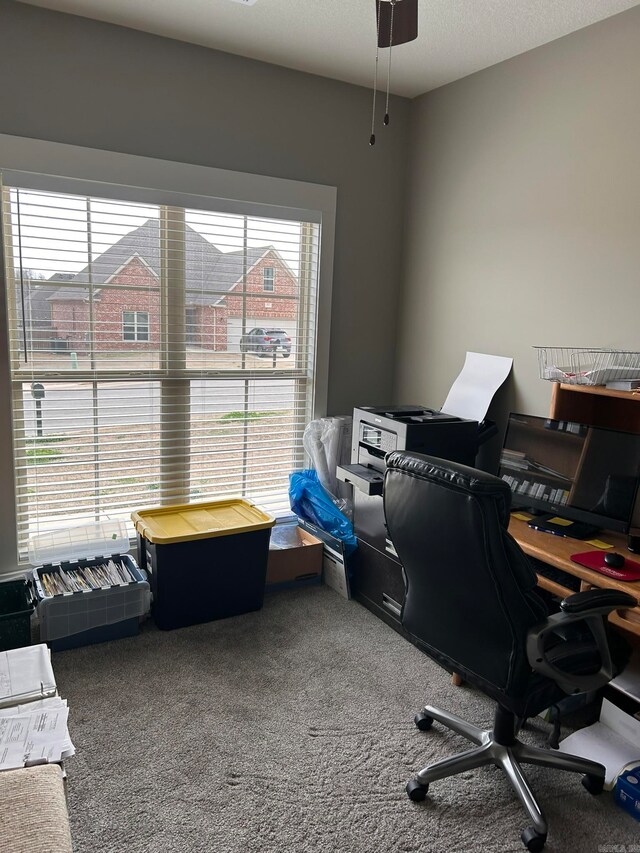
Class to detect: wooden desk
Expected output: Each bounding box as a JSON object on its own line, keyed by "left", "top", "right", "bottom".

{"left": 509, "top": 515, "right": 640, "bottom": 638}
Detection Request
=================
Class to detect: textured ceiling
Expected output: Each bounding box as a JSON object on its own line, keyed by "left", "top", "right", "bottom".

{"left": 16, "top": 0, "right": 640, "bottom": 97}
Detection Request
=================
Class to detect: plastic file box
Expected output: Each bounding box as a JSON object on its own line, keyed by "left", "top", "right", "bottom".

{"left": 132, "top": 499, "right": 275, "bottom": 630}
{"left": 30, "top": 521, "right": 150, "bottom": 651}
{"left": 0, "top": 579, "right": 36, "bottom": 651}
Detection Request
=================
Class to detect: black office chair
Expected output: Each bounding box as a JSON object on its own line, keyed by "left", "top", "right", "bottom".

{"left": 383, "top": 451, "right": 634, "bottom": 853}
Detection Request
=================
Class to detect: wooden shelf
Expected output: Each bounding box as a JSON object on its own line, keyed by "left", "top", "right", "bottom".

{"left": 550, "top": 383, "right": 640, "bottom": 433}
{"left": 555, "top": 383, "right": 640, "bottom": 403}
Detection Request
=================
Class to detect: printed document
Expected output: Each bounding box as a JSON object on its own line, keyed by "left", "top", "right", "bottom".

{"left": 0, "top": 696, "right": 74, "bottom": 770}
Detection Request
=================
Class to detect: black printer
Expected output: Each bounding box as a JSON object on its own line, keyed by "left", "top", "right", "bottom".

{"left": 337, "top": 404, "right": 491, "bottom": 633}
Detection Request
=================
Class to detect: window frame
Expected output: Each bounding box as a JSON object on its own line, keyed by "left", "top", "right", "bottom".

{"left": 0, "top": 134, "right": 336, "bottom": 576}
{"left": 263, "top": 266, "right": 275, "bottom": 292}
{"left": 122, "top": 310, "right": 150, "bottom": 342}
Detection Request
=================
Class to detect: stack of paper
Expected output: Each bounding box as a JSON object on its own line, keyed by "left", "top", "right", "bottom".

{"left": 0, "top": 644, "right": 57, "bottom": 708}
{"left": 0, "top": 697, "right": 75, "bottom": 770}
{"left": 0, "top": 643, "right": 74, "bottom": 770}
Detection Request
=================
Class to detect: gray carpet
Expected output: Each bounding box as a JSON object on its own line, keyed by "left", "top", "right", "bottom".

{"left": 52, "top": 586, "right": 637, "bottom": 853}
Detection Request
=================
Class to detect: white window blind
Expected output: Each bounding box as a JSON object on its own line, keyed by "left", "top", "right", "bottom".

{"left": 1, "top": 182, "right": 321, "bottom": 556}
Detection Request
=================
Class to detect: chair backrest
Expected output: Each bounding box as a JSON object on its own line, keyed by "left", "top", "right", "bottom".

{"left": 384, "top": 451, "right": 548, "bottom": 701}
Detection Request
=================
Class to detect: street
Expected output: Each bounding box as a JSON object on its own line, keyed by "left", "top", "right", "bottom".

{"left": 21, "top": 379, "right": 295, "bottom": 435}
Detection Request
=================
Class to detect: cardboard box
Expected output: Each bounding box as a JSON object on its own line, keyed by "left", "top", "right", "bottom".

{"left": 616, "top": 766, "right": 640, "bottom": 821}
{"left": 266, "top": 528, "right": 323, "bottom": 586}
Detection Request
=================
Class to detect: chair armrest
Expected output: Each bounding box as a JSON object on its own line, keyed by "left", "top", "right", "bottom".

{"left": 560, "top": 589, "right": 636, "bottom": 614}
{"left": 526, "top": 591, "right": 634, "bottom": 695}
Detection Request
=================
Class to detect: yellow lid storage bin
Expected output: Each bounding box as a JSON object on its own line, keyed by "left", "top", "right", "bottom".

{"left": 132, "top": 499, "right": 275, "bottom": 630}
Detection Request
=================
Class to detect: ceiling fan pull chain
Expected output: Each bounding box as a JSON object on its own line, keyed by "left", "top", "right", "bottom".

{"left": 384, "top": 0, "right": 396, "bottom": 126}
{"left": 370, "top": 0, "right": 383, "bottom": 145}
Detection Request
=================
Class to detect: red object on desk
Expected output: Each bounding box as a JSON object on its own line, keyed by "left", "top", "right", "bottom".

{"left": 571, "top": 551, "right": 640, "bottom": 581}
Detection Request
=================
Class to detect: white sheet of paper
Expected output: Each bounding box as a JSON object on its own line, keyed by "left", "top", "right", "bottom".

{"left": 560, "top": 723, "right": 634, "bottom": 788}
{"left": 442, "top": 352, "right": 513, "bottom": 422}
{"left": 0, "top": 696, "right": 67, "bottom": 717}
{"left": 0, "top": 644, "right": 57, "bottom": 707}
{"left": 558, "top": 700, "right": 640, "bottom": 788}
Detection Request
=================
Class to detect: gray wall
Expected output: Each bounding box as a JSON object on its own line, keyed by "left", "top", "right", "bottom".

{"left": 2, "top": 0, "right": 639, "bottom": 567}
{"left": 0, "top": 0, "right": 410, "bottom": 416}
{"left": 397, "top": 6, "right": 640, "bottom": 436}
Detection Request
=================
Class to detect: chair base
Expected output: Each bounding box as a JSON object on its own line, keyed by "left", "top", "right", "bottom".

{"left": 407, "top": 704, "right": 606, "bottom": 852}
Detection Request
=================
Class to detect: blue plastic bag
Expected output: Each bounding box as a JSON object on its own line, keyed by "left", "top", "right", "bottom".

{"left": 289, "top": 469, "right": 357, "bottom": 552}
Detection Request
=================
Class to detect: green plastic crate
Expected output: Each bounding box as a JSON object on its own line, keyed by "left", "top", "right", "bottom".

{"left": 0, "top": 579, "right": 35, "bottom": 651}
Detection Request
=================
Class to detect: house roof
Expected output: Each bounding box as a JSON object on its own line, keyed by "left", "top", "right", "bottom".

{"left": 23, "top": 278, "right": 64, "bottom": 325}
{"left": 48, "top": 219, "right": 275, "bottom": 305}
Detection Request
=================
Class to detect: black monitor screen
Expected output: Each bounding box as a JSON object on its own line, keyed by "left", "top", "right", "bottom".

{"left": 498, "top": 413, "right": 640, "bottom": 534}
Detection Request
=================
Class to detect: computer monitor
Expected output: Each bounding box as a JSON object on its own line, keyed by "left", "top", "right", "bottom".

{"left": 498, "top": 413, "right": 640, "bottom": 539}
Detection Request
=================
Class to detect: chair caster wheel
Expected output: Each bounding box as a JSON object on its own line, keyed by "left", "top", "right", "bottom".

{"left": 414, "top": 712, "right": 433, "bottom": 731}
{"left": 582, "top": 773, "right": 605, "bottom": 795}
{"left": 406, "top": 779, "right": 429, "bottom": 802}
{"left": 521, "top": 826, "right": 547, "bottom": 852}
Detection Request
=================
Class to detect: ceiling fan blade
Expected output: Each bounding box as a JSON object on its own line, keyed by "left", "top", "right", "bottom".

{"left": 376, "top": 0, "right": 418, "bottom": 48}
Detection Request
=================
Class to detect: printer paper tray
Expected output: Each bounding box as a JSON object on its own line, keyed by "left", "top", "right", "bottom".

{"left": 336, "top": 464, "right": 385, "bottom": 496}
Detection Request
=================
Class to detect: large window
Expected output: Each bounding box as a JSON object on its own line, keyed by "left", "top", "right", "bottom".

{"left": 1, "top": 181, "right": 322, "bottom": 557}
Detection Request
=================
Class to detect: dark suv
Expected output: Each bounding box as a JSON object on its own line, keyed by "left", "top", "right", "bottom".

{"left": 239, "top": 327, "right": 292, "bottom": 358}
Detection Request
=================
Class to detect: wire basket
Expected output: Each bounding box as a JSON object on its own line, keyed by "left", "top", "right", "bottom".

{"left": 534, "top": 347, "right": 640, "bottom": 386}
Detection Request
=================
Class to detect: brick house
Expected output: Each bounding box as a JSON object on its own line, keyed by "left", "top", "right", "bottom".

{"left": 45, "top": 219, "right": 298, "bottom": 352}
